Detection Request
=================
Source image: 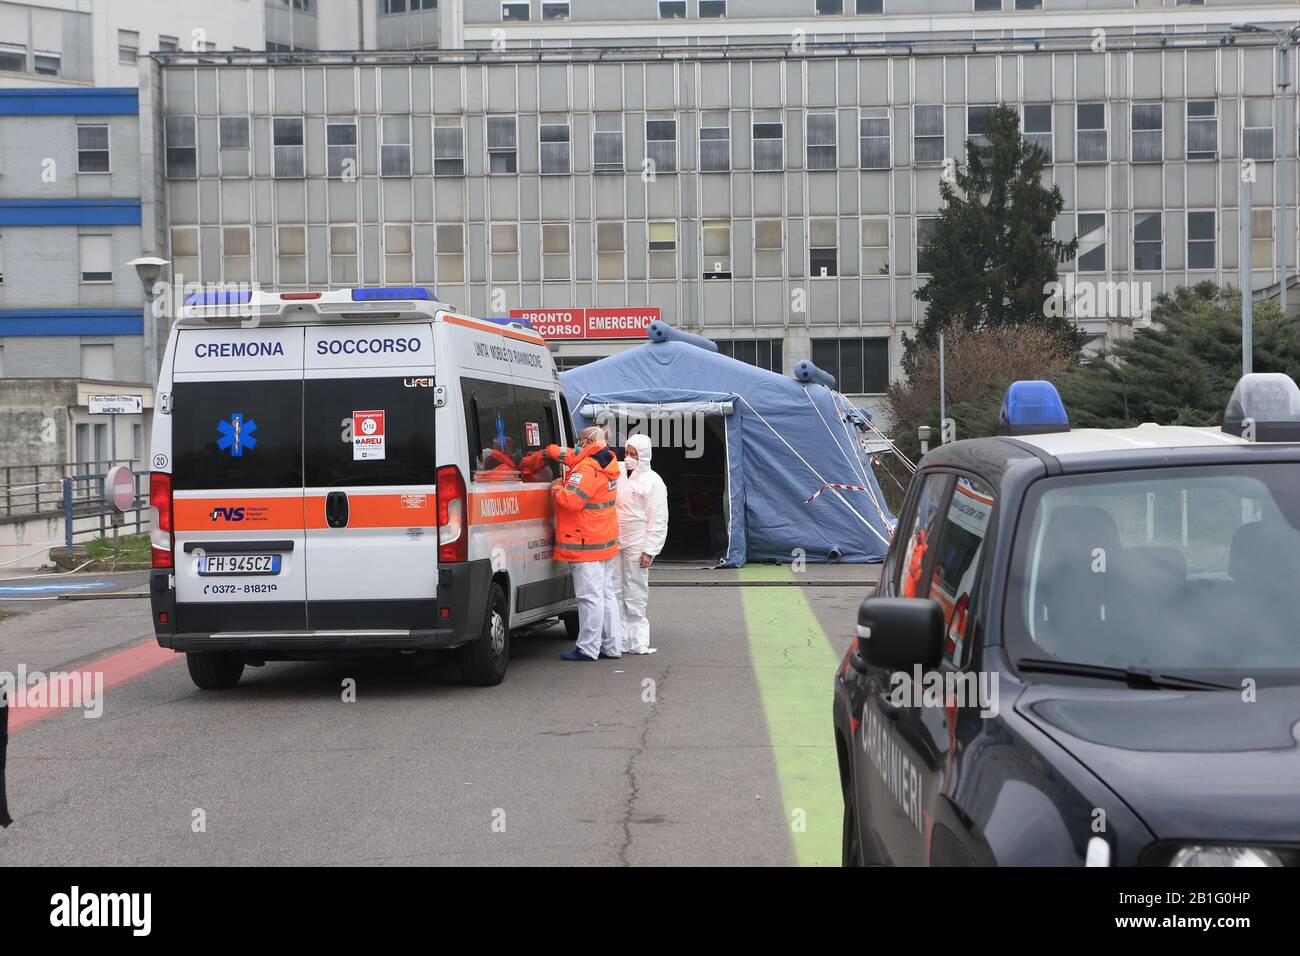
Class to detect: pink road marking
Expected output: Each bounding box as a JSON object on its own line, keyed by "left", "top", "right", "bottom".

{"left": 7, "top": 641, "right": 179, "bottom": 734}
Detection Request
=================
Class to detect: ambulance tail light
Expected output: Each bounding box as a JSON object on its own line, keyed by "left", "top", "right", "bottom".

{"left": 437, "top": 465, "right": 468, "bottom": 563}
{"left": 149, "top": 472, "right": 174, "bottom": 569}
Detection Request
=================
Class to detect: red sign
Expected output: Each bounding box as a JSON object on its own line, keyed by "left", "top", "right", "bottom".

{"left": 509, "top": 307, "right": 659, "bottom": 340}
{"left": 353, "top": 409, "right": 386, "bottom": 461}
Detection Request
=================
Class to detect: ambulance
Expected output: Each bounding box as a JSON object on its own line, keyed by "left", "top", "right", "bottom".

{"left": 147, "top": 286, "right": 578, "bottom": 690}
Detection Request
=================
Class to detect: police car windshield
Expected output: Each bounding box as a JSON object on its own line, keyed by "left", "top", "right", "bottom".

{"left": 1006, "top": 464, "right": 1300, "bottom": 675}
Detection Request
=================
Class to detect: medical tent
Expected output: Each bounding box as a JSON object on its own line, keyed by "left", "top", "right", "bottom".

{"left": 559, "top": 335, "right": 896, "bottom": 566}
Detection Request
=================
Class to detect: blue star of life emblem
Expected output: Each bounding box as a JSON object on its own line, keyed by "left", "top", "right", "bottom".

{"left": 216, "top": 412, "right": 258, "bottom": 457}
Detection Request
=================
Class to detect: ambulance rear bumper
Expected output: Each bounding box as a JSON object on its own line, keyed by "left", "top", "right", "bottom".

{"left": 150, "top": 559, "right": 492, "bottom": 655}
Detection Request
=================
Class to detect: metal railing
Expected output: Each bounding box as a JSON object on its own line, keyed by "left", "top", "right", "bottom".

{"left": 0, "top": 460, "right": 150, "bottom": 548}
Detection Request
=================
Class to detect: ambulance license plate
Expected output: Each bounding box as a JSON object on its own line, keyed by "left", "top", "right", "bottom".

{"left": 198, "top": 554, "right": 281, "bottom": 575}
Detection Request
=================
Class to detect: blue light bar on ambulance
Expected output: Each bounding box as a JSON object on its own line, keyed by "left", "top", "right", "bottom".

{"left": 1222, "top": 372, "right": 1300, "bottom": 441}
{"left": 184, "top": 290, "right": 253, "bottom": 306}
{"left": 996, "top": 380, "right": 1070, "bottom": 436}
{"left": 350, "top": 287, "right": 434, "bottom": 301}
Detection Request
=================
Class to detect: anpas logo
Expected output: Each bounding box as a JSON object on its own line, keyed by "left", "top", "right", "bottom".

{"left": 210, "top": 506, "right": 246, "bottom": 522}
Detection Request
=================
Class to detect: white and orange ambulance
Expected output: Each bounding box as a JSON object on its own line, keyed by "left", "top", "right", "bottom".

{"left": 148, "top": 287, "right": 577, "bottom": 689}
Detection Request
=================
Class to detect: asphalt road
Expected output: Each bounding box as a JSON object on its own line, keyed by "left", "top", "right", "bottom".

{"left": 0, "top": 566, "right": 873, "bottom": 866}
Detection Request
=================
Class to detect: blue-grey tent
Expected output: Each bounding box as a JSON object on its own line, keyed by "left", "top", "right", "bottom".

{"left": 559, "top": 332, "right": 895, "bottom": 566}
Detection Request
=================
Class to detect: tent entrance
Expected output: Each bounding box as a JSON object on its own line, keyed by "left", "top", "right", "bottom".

{"left": 585, "top": 402, "right": 731, "bottom": 564}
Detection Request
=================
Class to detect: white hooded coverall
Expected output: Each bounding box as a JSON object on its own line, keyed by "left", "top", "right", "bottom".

{"left": 614, "top": 434, "right": 669, "bottom": 654}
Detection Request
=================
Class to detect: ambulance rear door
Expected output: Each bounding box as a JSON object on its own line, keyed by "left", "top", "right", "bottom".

{"left": 302, "top": 324, "right": 439, "bottom": 630}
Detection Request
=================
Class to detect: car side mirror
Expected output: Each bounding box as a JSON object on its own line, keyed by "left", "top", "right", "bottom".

{"left": 855, "top": 597, "right": 945, "bottom": 671}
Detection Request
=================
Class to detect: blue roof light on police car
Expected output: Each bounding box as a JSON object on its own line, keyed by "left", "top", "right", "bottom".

{"left": 184, "top": 290, "right": 253, "bottom": 306}
{"left": 1222, "top": 372, "right": 1300, "bottom": 440}
{"left": 996, "top": 380, "right": 1070, "bottom": 436}
{"left": 350, "top": 287, "right": 434, "bottom": 301}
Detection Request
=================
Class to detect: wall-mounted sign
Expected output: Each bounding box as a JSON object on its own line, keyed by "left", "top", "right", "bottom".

{"left": 509, "top": 307, "right": 659, "bottom": 340}
{"left": 88, "top": 394, "right": 144, "bottom": 415}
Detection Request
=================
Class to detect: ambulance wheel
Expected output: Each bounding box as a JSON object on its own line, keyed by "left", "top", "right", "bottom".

{"left": 186, "top": 651, "right": 245, "bottom": 690}
{"left": 457, "top": 582, "right": 509, "bottom": 686}
{"left": 562, "top": 611, "right": 580, "bottom": 641}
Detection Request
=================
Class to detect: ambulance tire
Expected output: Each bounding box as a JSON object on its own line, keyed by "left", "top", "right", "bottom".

{"left": 457, "top": 582, "right": 509, "bottom": 686}
{"left": 186, "top": 651, "right": 245, "bottom": 690}
{"left": 562, "top": 611, "right": 580, "bottom": 641}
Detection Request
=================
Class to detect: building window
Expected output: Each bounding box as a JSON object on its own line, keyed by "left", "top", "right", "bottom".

{"left": 502, "top": 2, "right": 530, "bottom": 21}
{"left": 816, "top": 0, "right": 844, "bottom": 13}
{"left": 1131, "top": 103, "right": 1163, "bottom": 163}
{"left": 381, "top": 116, "right": 412, "bottom": 177}
{"left": 649, "top": 222, "right": 677, "bottom": 279}
{"left": 487, "top": 116, "right": 518, "bottom": 173}
{"left": 278, "top": 226, "right": 307, "bottom": 284}
{"left": 170, "top": 227, "right": 200, "bottom": 282}
{"left": 716, "top": 339, "right": 782, "bottom": 372}
{"left": 755, "top": 219, "right": 783, "bottom": 277}
{"left": 916, "top": 216, "right": 939, "bottom": 274}
{"left": 542, "top": 223, "right": 571, "bottom": 280}
{"left": 1252, "top": 210, "right": 1274, "bottom": 270}
{"left": 77, "top": 126, "right": 110, "bottom": 174}
{"left": 542, "top": 1, "right": 570, "bottom": 19}
{"left": 913, "top": 104, "right": 944, "bottom": 164}
{"left": 753, "top": 116, "right": 784, "bottom": 171}
{"left": 434, "top": 117, "right": 465, "bottom": 176}
{"left": 0, "top": 43, "right": 26, "bottom": 73}
{"left": 79, "top": 235, "right": 113, "bottom": 283}
{"left": 118, "top": 30, "right": 138, "bottom": 66}
{"left": 158, "top": 35, "right": 179, "bottom": 52}
{"left": 646, "top": 117, "right": 677, "bottom": 174}
{"left": 1134, "top": 212, "right": 1162, "bottom": 272}
{"left": 810, "top": 218, "right": 838, "bottom": 277}
{"left": 1076, "top": 103, "right": 1107, "bottom": 163}
{"left": 436, "top": 224, "right": 465, "bottom": 284}
{"left": 1023, "top": 104, "right": 1052, "bottom": 160}
{"left": 165, "top": 116, "right": 197, "bottom": 178}
{"left": 700, "top": 0, "right": 727, "bottom": 16}
{"left": 1243, "top": 99, "right": 1274, "bottom": 160}
{"left": 1076, "top": 212, "right": 1105, "bottom": 272}
{"left": 133, "top": 423, "right": 144, "bottom": 462}
{"left": 540, "top": 120, "right": 571, "bottom": 174}
{"left": 966, "top": 104, "right": 994, "bottom": 149}
{"left": 659, "top": 1, "right": 686, "bottom": 18}
{"left": 859, "top": 108, "right": 890, "bottom": 169}
{"left": 491, "top": 224, "right": 520, "bottom": 282}
{"left": 856, "top": 0, "right": 883, "bottom": 11}
{"left": 1187, "top": 211, "right": 1216, "bottom": 270}
{"left": 218, "top": 116, "right": 250, "bottom": 177}
{"left": 1186, "top": 100, "right": 1218, "bottom": 160}
{"left": 327, "top": 121, "right": 358, "bottom": 178}
{"left": 273, "top": 117, "right": 305, "bottom": 178}
{"left": 1015, "top": 0, "right": 1042, "bottom": 7}
{"left": 703, "top": 220, "right": 731, "bottom": 279}
{"left": 811, "top": 338, "right": 890, "bottom": 394}
{"left": 594, "top": 114, "right": 624, "bottom": 172}
{"left": 974, "top": 0, "right": 999, "bottom": 9}
{"left": 807, "top": 111, "right": 838, "bottom": 170}
{"left": 862, "top": 217, "right": 889, "bottom": 275}
{"left": 385, "top": 224, "right": 413, "bottom": 283}
{"left": 329, "top": 225, "right": 358, "bottom": 284}
{"left": 222, "top": 226, "right": 251, "bottom": 282}
{"left": 597, "top": 222, "right": 625, "bottom": 280}
{"left": 33, "top": 51, "right": 60, "bottom": 76}
{"left": 700, "top": 113, "right": 730, "bottom": 172}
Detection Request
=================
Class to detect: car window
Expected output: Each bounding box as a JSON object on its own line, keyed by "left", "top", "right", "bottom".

{"left": 1007, "top": 464, "right": 1300, "bottom": 673}
{"left": 515, "top": 385, "right": 561, "bottom": 484}
{"left": 926, "top": 475, "right": 995, "bottom": 668}
{"left": 171, "top": 379, "right": 302, "bottom": 491}
{"left": 304, "top": 377, "right": 436, "bottom": 487}
{"left": 895, "top": 472, "right": 954, "bottom": 598}
{"left": 462, "top": 377, "right": 522, "bottom": 482}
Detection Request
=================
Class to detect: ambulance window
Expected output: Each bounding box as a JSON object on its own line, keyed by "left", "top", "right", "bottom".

{"left": 926, "top": 474, "right": 995, "bottom": 669}
{"left": 303, "top": 377, "right": 436, "bottom": 487}
{"left": 558, "top": 392, "right": 574, "bottom": 445}
{"left": 894, "top": 472, "right": 953, "bottom": 599}
{"left": 516, "top": 385, "right": 561, "bottom": 483}
{"left": 171, "top": 380, "right": 303, "bottom": 491}
{"left": 462, "top": 377, "right": 522, "bottom": 482}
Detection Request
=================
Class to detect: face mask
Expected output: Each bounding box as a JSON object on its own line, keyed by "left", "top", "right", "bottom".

{"left": 625, "top": 457, "right": 638, "bottom": 470}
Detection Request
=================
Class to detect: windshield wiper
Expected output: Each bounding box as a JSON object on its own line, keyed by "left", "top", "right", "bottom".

{"left": 1015, "top": 658, "right": 1236, "bottom": 691}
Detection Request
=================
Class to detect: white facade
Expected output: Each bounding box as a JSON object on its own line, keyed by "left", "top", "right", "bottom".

{"left": 92, "top": 0, "right": 264, "bottom": 87}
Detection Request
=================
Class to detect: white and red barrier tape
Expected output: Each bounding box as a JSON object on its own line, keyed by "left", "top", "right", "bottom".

{"left": 804, "top": 482, "right": 875, "bottom": 504}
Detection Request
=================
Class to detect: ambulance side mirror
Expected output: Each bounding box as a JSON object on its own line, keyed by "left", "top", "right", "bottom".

{"left": 855, "top": 597, "right": 944, "bottom": 671}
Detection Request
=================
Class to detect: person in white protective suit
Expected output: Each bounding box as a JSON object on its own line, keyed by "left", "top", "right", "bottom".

{"left": 615, "top": 434, "right": 668, "bottom": 654}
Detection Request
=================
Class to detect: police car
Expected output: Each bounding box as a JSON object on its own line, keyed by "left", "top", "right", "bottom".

{"left": 834, "top": 374, "right": 1300, "bottom": 866}
{"left": 148, "top": 287, "right": 578, "bottom": 690}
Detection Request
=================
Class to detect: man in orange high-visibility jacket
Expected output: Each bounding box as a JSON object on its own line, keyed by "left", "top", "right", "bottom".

{"left": 548, "top": 426, "right": 624, "bottom": 661}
